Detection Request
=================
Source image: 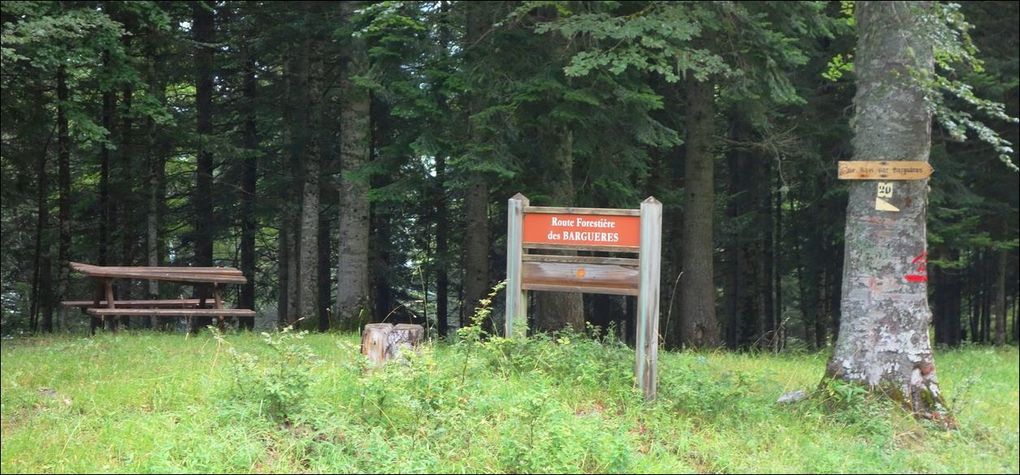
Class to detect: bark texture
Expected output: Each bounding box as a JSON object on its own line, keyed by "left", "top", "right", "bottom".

{"left": 56, "top": 65, "right": 70, "bottom": 324}
{"left": 239, "top": 42, "right": 258, "bottom": 326}
{"left": 336, "top": 1, "right": 372, "bottom": 324}
{"left": 533, "top": 127, "right": 584, "bottom": 332}
{"left": 193, "top": 1, "right": 214, "bottom": 269}
{"left": 679, "top": 78, "right": 719, "bottom": 348}
{"left": 827, "top": 1, "right": 951, "bottom": 424}
{"left": 461, "top": 2, "right": 492, "bottom": 323}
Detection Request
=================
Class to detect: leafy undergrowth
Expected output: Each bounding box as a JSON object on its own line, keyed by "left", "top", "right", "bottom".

{"left": 1, "top": 329, "right": 1017, "bottom": 473}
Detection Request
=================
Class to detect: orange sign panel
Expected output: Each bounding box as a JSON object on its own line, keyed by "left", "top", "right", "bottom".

{"left": 523, "top": 213, "right": 640, "bottom": 248}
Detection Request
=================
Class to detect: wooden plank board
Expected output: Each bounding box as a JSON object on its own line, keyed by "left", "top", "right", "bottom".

{"left": 70, "top": 266, "right": 247, "bottom": 284}
{"left": 522, "top": 261, "right": 640, "bottom": 292}
{"left": 523, "top": 242, "right": 640, "bottom": 253}
{"left": 521, "top": 282, "right": 639, "bottom": 296}
{"left": 87, "top": 308, "right": 255, "bottom": 317}
{"left": 522, "top": 254, "right": 639, "bottom": 267}
{"left": 70, "top": 262, "right": 243, "bottom": 275}
{"left": 523, "top": 213, "right": 641, "bottom": 249}
{"left": 523, "top": 206, "right": 641, "bottom": 216}
{"left": 836, "top": 161, "right": 933, "bottom": 180}
{"left": 62, "top": 299, "right": 202, "bottom": 308}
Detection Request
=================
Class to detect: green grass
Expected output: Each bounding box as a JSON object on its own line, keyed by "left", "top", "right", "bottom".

{"left": 2, "top": 330, "right": 1017, "bottom": 473}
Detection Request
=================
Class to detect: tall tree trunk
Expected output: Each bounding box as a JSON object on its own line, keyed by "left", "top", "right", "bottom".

{"left": 679, "top": 78, "right": 719, "bottom": 348}
{"left": 826, "top": 1, "right": 950, "bottom": 423}
{"left": 336, "top": 1, "right": 371, "bottom": 325}
{"left": 56, "top": 65, "right": 70, "bottom": 329}
{"left": 298, "top": 40, "right": 319, "bottom": 325}
{"left": 435, "top": 154, "right": 449, "bottom": 337}
{"left": 31, "top": 107, "right": 52, "bottom": 333}
{"left": 993, "top": 248, "right": 1007, "bottom": 345}
{"left": 99, "top": 52, "right": 114, "bottom": 266}
{"left": 371, "top": 199, "right": 394, "bottom": 322}
{"left": 533, "top": 127, "right": 584, "bottom": 332}
{"left": 239, "top": 39, "right": 258, "bottom": 327}
{"left": 461, "top": 2, "right": 491, "bottom": 322}
{"left": 318, "top": 200, "right": 332, "bottom": 331}
{"left": 192, "top": 1, "right": 215, "bottom": 330}
{"left": 724, "top": 116, "right": 748, "bottom": 349}
{"left": 193, "top": 1, "right": 214, "bottom": 268}
{"left": 118, "top": 84, "right": 135, "bottom": 329}
{"left": 277, "top": 217, "right": 290, "bottom": 328}
{"left": 146, "top": 56, "right": 166, "bottom": 329}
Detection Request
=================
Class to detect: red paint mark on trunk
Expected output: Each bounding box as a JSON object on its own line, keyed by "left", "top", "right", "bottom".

{"left": 905, "top": 251, "right": 927, "bottom": 283}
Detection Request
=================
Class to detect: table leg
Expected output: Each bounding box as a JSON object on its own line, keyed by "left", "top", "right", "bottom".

{"left": 105, "top": 279, "right": 116, "bottom": 333}
{"left": 91, "top": 281, "right": 103, "bottom": 336}
{"left": 213, "top": 283, "right": 225, "bottom": 330}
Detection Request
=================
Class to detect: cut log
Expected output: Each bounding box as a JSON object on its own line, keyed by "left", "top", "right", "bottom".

{"left": 361, "top": 323, "right": 393, "bottom": 366}
{"left": 389, "top": 324, "right": 425, "bottom": 360}
{"left": 360, "top": 323, "right": 424, "bottom": 365}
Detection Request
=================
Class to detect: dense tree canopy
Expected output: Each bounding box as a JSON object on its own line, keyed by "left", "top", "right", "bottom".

{"left": 1, "top": 1, "right": 1017, "bottom": 352}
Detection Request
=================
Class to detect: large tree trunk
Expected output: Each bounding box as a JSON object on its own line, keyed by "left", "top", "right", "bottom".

{"left": 298, "top": 41, "right": 319, "bottom": 325}
{"left": 239, "top": 41, "right": 258, "bottom": 326}
{"left": 533, "top": 127, "right": 584, "bottom": 333}
{"left": 192, "top": 1, "right": 215, "bottom": 330}
{"left": 56, "top": 65, "right": 70, "bottom": 329}
{"left": 193, "top": 1, "right": 214, "bottom": 267}
{"left": 336, "top": 1, "right": 372, "bottom": 325}
{"left": 826, "top": 1, "right": 950, "bottom": 423}
{"left": 679, "top": 78, "right": 719, "bottom": 348}
{"left": 461, "top": 2, "right": 492, "bottom": 324}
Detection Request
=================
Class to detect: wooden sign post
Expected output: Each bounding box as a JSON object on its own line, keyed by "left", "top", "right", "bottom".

{"left": 505, "top": 194, "right": 662, "bottom": 401}
{"left": 837, "top": 160, "right": 934, "bottom": 212}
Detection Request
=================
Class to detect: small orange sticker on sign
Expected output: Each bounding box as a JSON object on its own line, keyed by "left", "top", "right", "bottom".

{"left": 523, "top": 213, "right": 640, "bottom": 248}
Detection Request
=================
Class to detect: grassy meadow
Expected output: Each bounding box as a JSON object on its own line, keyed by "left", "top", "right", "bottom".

{"left": 1, "top": 329, "right": 1017, "bottom": 473}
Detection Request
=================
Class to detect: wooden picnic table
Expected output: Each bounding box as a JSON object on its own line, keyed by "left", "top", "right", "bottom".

{"left": 63, "top": 261, "right": 256, "bottom": 335}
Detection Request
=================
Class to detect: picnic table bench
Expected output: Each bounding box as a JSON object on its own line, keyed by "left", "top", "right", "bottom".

{"left": 62, "top": 261, "right": 256, "bottom": 335}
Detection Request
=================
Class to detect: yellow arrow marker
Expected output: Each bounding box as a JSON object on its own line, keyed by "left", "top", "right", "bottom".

{"left": 875, "top": 197, "right": 900, "bottom": 212}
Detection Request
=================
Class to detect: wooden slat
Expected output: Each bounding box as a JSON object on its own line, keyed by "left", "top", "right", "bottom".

{"left": 62, "top": 299, "right": 203, "bottom": 308}
{"left": 70, "top": 262, "right": 242, "bottom": 275}
{"left": 522, "top": 261, "right": 639, "bottom": 292}
{"left": 521, "top": 282, "right": 639, "bottom": 296}
{"left": 87, "top": 308, "right": 255, "bottom": 317}
{"left": 523, "top": 242, "right": 640, "bottom": 253}
{"left": 523, "top": 206, "right": 640, "bottom": 216}
{"left": 522, "top": 254, "right": 639, "bottom": 267}
{"left": 69, "top": 264, "right": 247, "bottom": 284}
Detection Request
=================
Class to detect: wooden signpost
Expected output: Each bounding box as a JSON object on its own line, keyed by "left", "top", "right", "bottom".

{"left": 837, "top": 160, "right": 934, "bottom": 212}
{"left": 837, "top": 161, "right": 933, "bottom": 180}
{"left": 505, "top": 194, "right": 662, "bottom": 401}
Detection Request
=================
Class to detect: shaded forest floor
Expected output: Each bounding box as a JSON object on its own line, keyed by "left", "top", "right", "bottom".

{"left": 2, "top": 330, "right": 1017, "bottom": 473}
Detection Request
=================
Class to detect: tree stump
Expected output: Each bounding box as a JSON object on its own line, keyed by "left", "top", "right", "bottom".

{"left": 389, "top": 324, "right": 425, "bottom": 360}
{"left": 361, "top": 323, "right": 393, "bottom": 365}
{"left": 360, "top": 323, "right": 425, "bottom": 365}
